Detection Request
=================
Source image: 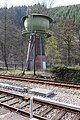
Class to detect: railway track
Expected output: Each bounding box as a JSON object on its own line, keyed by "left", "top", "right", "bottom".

{"left": 0, "top": 89, "right": 79, "bottom": 120}
{"left": 0, "top": 75, "right": 80, "bottom": 89}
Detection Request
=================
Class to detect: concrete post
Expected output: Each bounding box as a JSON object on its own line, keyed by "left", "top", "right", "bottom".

{"left": 30, "top": 96, "right": 33, "bottom": 119}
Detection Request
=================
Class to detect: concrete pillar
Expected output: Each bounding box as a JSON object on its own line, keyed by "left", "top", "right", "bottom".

{"left": 30, "top": 96, "right": 33, "bottom": 119}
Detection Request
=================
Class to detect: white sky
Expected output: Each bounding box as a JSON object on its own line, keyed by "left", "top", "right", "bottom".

{"left": 0, "top": 0, "right": 80, "bottom": 8}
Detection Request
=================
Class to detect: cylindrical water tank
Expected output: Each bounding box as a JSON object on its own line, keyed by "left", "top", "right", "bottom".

{"left": 22, "top": 13, "right": 52, "bottom": 33}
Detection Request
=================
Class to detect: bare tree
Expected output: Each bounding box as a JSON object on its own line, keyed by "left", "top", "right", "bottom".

{"left": 3, "top": 0, "right": 8, "bottom": 69}
{"left": 0, "top": 6, "right": 23, "bottom": 69}
{"left": 37, "top": 0, "right": 55, "bottom": 8}
{"left": 28, "top": 0, "right": 55, "bottom": 15}
{"left": 54, "top": 20, "right": 77, "bottom": 66}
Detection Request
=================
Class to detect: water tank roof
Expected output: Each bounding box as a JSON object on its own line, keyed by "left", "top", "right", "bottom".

{"left": 22, "top": 13, "right": 52, "bottom": 23}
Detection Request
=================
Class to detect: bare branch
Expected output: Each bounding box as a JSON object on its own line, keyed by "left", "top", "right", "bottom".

{"left": 37, "top": 0, "right": 55, "bottom": 8}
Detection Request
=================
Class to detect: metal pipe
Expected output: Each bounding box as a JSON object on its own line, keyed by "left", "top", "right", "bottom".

{"left": 33, "top": 96, "right": 80, "bottom": 112}
{"left": 33, "top": 33, "right": 36, "bottom": 76}
{"left": 22, "top": 36, "right": 32, "bottom": 74}
{"left": 40, "top": 35, "right": 43, "bottom": 70}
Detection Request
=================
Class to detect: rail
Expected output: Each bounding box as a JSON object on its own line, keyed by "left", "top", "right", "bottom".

{"left": 0, "top": 90, "right": 79, "bottom": 120}
{"left": 0, "top": 75, "right": 80, "bottom": 89}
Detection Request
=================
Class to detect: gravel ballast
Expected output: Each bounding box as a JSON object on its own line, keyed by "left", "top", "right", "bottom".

{"left": 0, "top": 79, "right": 80, "bottom": 106}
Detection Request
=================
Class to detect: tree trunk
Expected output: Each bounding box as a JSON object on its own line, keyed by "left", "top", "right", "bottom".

{"left": 0, "top": 43, "right": 8, "bottom": 70}
{"left": 4, "top": 57, "right": 8, "bottom": 70}
{"left": 67, "top": 42, "right": 71, "bottom": 66}
{"left": 79, "top": 36, "right": 80, "bottom": 65}
{"left": 3, "top": 48, "right": 8, "bottom": 70}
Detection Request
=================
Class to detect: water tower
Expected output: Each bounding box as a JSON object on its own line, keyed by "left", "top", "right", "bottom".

{"left": 22, "top": 13, "right": 52, "bottom": 75}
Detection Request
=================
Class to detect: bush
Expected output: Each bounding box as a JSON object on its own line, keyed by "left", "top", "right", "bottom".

{"left": 50, "top": 66, "right": 80, "bottom": 83}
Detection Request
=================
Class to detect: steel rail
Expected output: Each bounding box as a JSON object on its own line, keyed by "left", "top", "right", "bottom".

{"left": 0, "top": 103, "right": 47, "bottom": 120}
{"left": 0, "top": 75, "right": 80, "bottom": 89}
{"left": 0, "top": 90, "right": 47, "bottom": 120}
{"left": 0, "top": 89, "right": 79, "bottom": 120}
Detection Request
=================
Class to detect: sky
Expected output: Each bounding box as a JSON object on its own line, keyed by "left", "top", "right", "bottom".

{"left": 0, "top": 0, "right": 80, "bottom": 8}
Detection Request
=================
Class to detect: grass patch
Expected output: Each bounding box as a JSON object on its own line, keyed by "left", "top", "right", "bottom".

{"left": 0, "top": 69, "right": 35, "bottom": 76}
{"left": 0, "top": 69, "right": 50, "bottom": 77}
